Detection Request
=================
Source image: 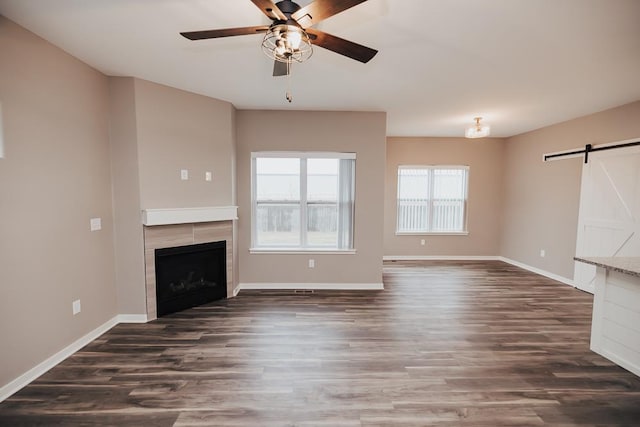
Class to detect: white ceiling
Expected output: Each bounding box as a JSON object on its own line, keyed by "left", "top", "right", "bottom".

{"left": 1, "top": 0, "right": 639, "bottom": 137}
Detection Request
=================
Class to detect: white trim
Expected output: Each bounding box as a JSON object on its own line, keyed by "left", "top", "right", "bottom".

{"left": 499, "top": 257, "right": 577, "bottom": 288}
{"left": 0, "top": 313, "right": 152, "bottom": 402}
{"left": 250, "top": 156, "right": 257, "bottom": 248}
{"left": 252, "top": 151, "right": 356, "bottom": 159}
{"left": 250, "top": 248, "right": 356, "bottom": 255}
{"left": 398, "top": 164, "right": 470, "bottom": 170}
{"left": 396, "top": 166, "right": 469, "bottom": 235}
{"left": 252, "top": 154, "right": 356, "bottom": 251}
{"left": 395, "top": 232, "right": 469, "bottom": 236}
{"left": 383, "top": 255, "right": 579, "bottom": 288}
{"left": 141, "top": 206, "right": 238, "bottom": 226}
{"left": 116, "top": 314, "right": 148, "bottom": 323}
{"left": 238, "top": 282, "right": 384, "bottom": 291}
{"left": 384, "top": 255, "right": 500, "bottom": 261}
{"left": 0, "top": 316, "right": 119, "bottom": 402}
{"left": 232, "top": 286, "right": 241, "bottom": 297}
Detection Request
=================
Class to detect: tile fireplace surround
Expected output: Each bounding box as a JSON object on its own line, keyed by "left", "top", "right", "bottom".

{"left": 142, "top": 207, "right": 237, "bottom": 321}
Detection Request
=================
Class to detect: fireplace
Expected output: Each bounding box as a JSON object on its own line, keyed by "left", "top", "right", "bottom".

{"left": 154, "top": 240, "right": 227, "bottom": 317}
{"left": 143, "top": 220, "right": 234, "bottom": 321}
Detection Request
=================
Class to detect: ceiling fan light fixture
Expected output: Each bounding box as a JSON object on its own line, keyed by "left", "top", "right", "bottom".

{"left": 465, "top": 117, "right": 491, "bottom": 139}
{"left": 262, "top": 23, "right": 313, "bottom": 63}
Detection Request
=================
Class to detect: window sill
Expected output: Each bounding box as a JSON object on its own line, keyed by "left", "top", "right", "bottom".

{"left": 250, "top": 248, "right": 357, "bottom": 255}
{"left": 395, "top": 231, "right": 469, "bottom": 236}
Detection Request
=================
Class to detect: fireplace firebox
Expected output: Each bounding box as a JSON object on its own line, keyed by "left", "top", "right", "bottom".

{"left": 154, "top": 240, "right": 226, "bottom": 317}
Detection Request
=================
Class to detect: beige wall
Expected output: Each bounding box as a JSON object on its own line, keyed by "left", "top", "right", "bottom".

{"left": 108, "top": 77, "right": 146, "bottom": 315}
{"left": 0, "top": 17, "right": 117, "bottom": 386}
{"left": 108, "top": 78, "right": 238, "bottom": 314}
{"left": 236, "top": 110, "right": 386, "bottom": 285}
{"left": 501, "top": 101, "right": 640, "bottom": 279}
{"left": 385, "top": 137, "right": 505, "bottom": 257}
{"left": 134, "top": 79, "right": 236, "bottom": 209}
{"left": 2, "top": 9, "right": 639, "bottom": 399}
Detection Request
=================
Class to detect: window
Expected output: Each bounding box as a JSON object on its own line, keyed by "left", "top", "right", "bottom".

{"left": 396, "top": 166, "right": 469, "bottom": 234}
{"left": 252, "top": 152, "right": 356, "bottom": 250}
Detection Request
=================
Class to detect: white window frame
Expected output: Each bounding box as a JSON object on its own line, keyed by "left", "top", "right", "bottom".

{"left": 250, "top": 151, "right": 356, "bottom": 253}
{"left": 396, "top": 165, "right": 469, "bottom": 235}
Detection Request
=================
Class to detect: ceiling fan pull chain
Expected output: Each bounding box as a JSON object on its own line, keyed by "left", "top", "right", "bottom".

{"left": 285, "top": 61, "right": 293, "bottom": 103}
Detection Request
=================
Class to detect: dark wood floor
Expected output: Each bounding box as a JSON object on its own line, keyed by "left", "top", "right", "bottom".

{"left": 2, "top": 261, "right": 640, "bottom": 426}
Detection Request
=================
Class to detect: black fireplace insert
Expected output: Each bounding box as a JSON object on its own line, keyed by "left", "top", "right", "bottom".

{"left": 155, "top": 240, "right": 226, "bottom": 317}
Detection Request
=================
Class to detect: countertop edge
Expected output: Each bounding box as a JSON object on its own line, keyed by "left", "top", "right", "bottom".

{"left": 574, "top": 256, "right": 640, "bottom": 278}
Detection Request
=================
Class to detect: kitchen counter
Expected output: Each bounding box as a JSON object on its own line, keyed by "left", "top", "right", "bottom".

{"left": 574, "top": 256, "right": 640, "bottom": 277}
{"left": 574, "top": 256, "right": 640, "bottom": 377}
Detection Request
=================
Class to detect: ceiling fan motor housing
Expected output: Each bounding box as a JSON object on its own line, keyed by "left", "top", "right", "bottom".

{"left": 180, "top": 0, "right": 378, "bottom": 69}
{"left": 274, "top": 1, "right": 302, "bottom": 17}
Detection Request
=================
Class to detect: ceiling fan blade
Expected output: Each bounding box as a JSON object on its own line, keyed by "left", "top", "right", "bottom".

{"left": 306, "top": 28, "right": 377, "bottom": 63}
{"left": 292, "top": 0, "right": 368, "bottom": 28}
{"left": 180, "top": 26, "right": 269, "bottom": 40}
{"left": 250, "top": 0, "right": 287, "bottom": 21}
{"left": 273, "top": 60, "right": 290, "bottom": 77}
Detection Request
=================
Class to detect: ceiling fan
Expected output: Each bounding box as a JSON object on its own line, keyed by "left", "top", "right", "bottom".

{"left": 180, "top": 0, "right": 378, "bottom": 76}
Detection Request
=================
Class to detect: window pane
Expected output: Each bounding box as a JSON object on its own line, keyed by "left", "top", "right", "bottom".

{"left": 398, "top": 168, "right": 429, "bottom": 199}
{"left": 432, "top": 169, "right": 466, "bottom": 232}
{"left": 307, "top": 159, "right": 338, "bottom": 202}
{"left": 307, "top": 203, "right": 338, "bottom": 246}
{"left": 433, "top": 169, "right": 465, "bottom": 199}
{"left": 256, "top": 158, "right": 300, "bottom": 246}
{"left": 307, "top": 159, "right": 339, "bottom": 246}
{"left": 397, "top": 169, "right": 429, "bottom": 232}
{"left": 256, "top": 158, "right": 300, "bottom": 201}
{"left": 256, "top": 204, "right": 300, "bottom": 246}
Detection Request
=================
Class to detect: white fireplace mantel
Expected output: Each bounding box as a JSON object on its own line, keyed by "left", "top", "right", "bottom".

{"left": 141, "top": 206, "right": 238, "bottom": 226}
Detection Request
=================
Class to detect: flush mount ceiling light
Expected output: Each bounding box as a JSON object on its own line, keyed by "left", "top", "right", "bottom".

{"left": 465, "top": 117, "right": 491, "bottom": 139}
{"left": 261, "top": 23, "right": 313, "bottom": 64}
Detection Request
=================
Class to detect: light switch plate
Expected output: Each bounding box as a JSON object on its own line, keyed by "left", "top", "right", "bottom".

{"left": 181, "top": 169, "right": 189, "bottom": 180}
{"left": 72, "top": 299, "right": 81, "bottom": 315}
{"left": 205, "top": 171, "right": 212, "bottom": 181}
{"left": 90, "top": 217, "right": 101, "bottom": 231}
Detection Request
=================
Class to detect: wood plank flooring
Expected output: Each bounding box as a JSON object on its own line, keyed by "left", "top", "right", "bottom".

{"left": 1, "top": 261, "right": 640, "bottom": 426}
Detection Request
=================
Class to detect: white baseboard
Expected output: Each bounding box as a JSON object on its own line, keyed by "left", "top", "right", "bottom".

{"left": 0, "top": 312, "right": 150, "bottom": 403}
{"left": 238, "top": 282, "right": 384, "bottom": 291}
{"left": 0, "top": 316, "right": 118, "bottom": 402}
{"left": 384, "top": 255, "right": 501, "bottom": 261}
{"left": 499, "top": 256, "right": 576, "bottom": 287}
{"left": 116, "top": 314, "right": 148, "bottom": 323}
{"left": 383, "top": 255, "right": 577, "bottom": 288}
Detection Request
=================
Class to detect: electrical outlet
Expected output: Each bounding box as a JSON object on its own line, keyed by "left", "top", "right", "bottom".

{"left": 72, "top": 299, "right": 81, "bottom": 315}
{"left": 205, "top": 171, "right": 212, "bottom": 181}
{"left": 308, "top": 259, "right": 315, "bottom": 268}
{"left": 540, "top": 249, "right": 546, "bottom": 258}
{"left": 420, "top": 239, "right": 426, "bottom": 246}
{"left": 180, "top": 169, "right": 189, "bottom": 180}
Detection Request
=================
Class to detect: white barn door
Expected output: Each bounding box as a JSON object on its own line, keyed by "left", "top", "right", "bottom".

{"left": 574, "top": 145, "right": 640, "bottom": 293}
